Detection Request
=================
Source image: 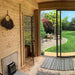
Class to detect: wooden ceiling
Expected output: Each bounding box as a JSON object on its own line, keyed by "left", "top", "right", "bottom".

{"left": 37, "top": 0, "right": 75, "bottom": 3}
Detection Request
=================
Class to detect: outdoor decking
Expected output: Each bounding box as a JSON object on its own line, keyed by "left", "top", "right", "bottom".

{"left": 21, "top": 56, "right": 75, "bottom": 75}
{"left": 29, "top": 56, "right": 75, "bottom": 75}
{"left": 45, "top": 52, "right": 75, "bottom": 57}
{"left": 41, "top": 57, "right": 74, "bottom": 71}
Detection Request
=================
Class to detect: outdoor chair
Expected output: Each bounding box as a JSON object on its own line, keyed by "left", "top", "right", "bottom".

{"left": 46, "top": 34, "right": 53, "bottom": 41}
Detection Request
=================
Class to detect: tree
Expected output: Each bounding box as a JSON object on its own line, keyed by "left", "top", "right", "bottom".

{"left": 69, "top": 17, "right": 75, "bottom": 30}
{"left": 41, "top": 19, "right": 54, "bottom": 34}
{"left": 62, "top": 16, "right": 70, "bottom": 30}
{"left": 43, "top": 10, "right": 56, "bottom": 26}
{"left": 43, "top": 10, "right": 61, "bottom": 34}
{"left": 70, "top": 17, "right": 75, "bottom": 25}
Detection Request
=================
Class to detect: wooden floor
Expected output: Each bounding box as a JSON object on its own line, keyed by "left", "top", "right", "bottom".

{"left": 21, "top": 57, "right": 41, "bottom": 74}
{"left": 21, "top": 56, "right": 75, "bottom": 75}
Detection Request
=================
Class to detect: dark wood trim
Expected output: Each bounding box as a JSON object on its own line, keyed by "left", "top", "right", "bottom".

{"left": 58, "top": 9, "right": 75, "bottom": 11}
{"left": 38, "top": 1, "right": 75, "bottom": 4}
{"left": 31, "top": 17, "right": 35, "bottom": 64}
{"left": 33, "top": 10, "right": 39, "bottom": 56}
{"left": 39, "top": 1, "right": 75, "bottom": 10}
{"left": 38, "top": 9, "right": 41, "bottom": 56}
{"left": 60, "top": 10, "right": 61, "bottom": 57}
{"left": 39, "top": 8, "right": 75, "bottom": 12}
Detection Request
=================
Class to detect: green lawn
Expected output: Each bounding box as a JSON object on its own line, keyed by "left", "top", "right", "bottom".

{"left": 45, "top": 31, "right": 75, "bottom": 53}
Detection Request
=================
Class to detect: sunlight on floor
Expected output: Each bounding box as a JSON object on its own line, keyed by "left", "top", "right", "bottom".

{"left": 21, "top": 56, "right": 75, "bottom": 75}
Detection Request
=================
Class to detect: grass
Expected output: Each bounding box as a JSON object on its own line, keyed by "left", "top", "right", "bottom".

{"left": 45, "top": 31, "right": 75, "bottom": 53}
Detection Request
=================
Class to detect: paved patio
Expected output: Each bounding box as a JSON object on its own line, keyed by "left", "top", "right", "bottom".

{"left": 41, "top": 36, "right": 75, "bottom": 57}
{"left": 41, "top": 37, "right": 67, "bottom": 51}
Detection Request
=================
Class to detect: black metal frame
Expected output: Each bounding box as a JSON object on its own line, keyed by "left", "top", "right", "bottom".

{"left": 56, "top": 9, "right": 75, "bottom": 57}
{"left": 56, "top": 10, "right": 58, "bottom": 57}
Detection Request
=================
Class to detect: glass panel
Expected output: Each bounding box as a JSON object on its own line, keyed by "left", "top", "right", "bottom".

{"left": 24, "top": 16, "right": 34, "bottom": 64}
{"left": 24, "top": 16, "right": 31, "bottom": 45}
{"left": 61, "top": 11, "right": 75, "bottom": 56}
{"left": 40, "top": 10, "right": 56, "bottom": 56}
{"left": 24, "top": 16, "right": 32, "bottom": 60}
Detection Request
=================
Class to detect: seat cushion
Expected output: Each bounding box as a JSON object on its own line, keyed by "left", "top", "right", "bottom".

{"left": 14, "top": 70, "right": 27, "bottom": 75}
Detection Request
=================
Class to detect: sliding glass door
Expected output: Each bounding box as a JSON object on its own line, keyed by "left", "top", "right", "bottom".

{"left": 57, "top": 10, "right": 75, "bottom": 57}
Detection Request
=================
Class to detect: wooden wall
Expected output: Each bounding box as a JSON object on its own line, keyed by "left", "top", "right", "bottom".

{"left": 0, "top": 0, "right": 38, "bottom": 73}
{"left": 21, "top": 0, "right": 38, "bottom": 16}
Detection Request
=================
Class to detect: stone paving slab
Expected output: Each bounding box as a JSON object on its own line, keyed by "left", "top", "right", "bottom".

{"left": 41, "top": 57, "right": 74, "bottom": 71}
{"left": 41, "top": 37, "right": 67, "bottom": 51}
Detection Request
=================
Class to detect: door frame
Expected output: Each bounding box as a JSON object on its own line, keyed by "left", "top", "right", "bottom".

{"left": 39, "top": 9, "right": 57, "bottom": 57}
{"left": 39, "top": 9, "right": 75, "bottom": 57}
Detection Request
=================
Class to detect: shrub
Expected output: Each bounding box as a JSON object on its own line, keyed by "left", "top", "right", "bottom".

{"left": 41, "top": 19, "right": 54, "bottom": 34}
{"left": 41, "top": 21, "right": 46, "bottom": 38}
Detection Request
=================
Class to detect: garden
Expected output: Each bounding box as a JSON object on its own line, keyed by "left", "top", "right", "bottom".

{"left": 40, "top": 10, "right": 75, "bottom": 55}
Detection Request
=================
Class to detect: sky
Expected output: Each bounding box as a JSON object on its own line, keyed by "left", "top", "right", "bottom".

{"left": 41, "top": 10, "right": 75, "bottom": 22}
{"left": 61, "top": 11, "right": 75, "bottom": 22}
